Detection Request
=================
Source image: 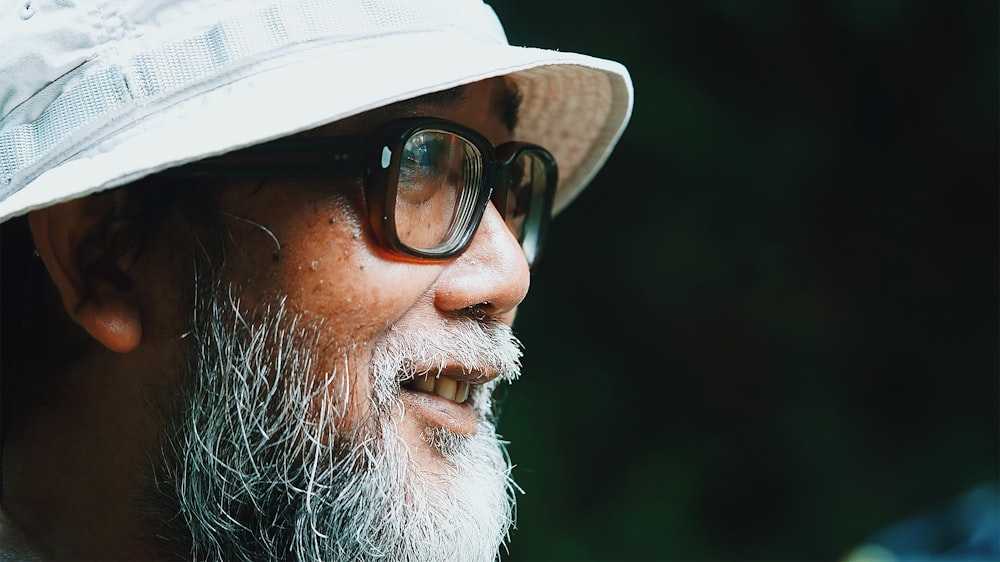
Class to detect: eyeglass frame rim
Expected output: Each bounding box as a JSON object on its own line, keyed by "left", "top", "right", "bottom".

{"left": 162, "top": 116, "right": 558, "bottom": 265}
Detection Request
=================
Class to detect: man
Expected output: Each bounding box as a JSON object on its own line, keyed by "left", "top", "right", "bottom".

{"left": 0, "top": 0, "right": 632, "bottom": 559}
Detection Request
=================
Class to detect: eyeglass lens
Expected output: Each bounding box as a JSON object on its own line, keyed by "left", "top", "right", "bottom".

{"left": 391, "top": 128, "right": 549, "bottom": 262}
{"left": 394, "top": 129, "right": 485, "bottom": 253}
{"left": 495, "top": 149, "right": 550, "bottom": 265}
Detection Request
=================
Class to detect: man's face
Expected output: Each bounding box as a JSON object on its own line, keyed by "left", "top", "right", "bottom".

{"left": 143, "top": 78, "right": 532, "bottom": 559}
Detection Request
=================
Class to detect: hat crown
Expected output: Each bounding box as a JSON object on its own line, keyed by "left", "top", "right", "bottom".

{"left": 0, "top": 0, "right": 633, "bottom": 224}
{"left": 2, "top": 0, "right": 506, "bottom": 121}
{"left": 1, "top": 0, "right": 512, "bottom": 204}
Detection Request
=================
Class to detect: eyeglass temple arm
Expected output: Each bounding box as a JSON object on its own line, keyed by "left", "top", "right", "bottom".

{"left": 163, "top": 136, "right": 368, "bottom": 179}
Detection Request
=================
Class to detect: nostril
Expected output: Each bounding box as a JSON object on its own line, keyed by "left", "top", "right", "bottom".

{"left": 466, "top": 303, "right": 491, "bottom": 320}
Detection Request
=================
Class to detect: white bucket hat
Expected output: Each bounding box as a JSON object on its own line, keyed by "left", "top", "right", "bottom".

{"left": 0, "top": 0, "right": 633, "bottom": 225}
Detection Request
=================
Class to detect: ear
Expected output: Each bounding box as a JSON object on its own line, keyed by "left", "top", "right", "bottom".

{"left": 28, "top": 194, "right": 142, "bottom": 353}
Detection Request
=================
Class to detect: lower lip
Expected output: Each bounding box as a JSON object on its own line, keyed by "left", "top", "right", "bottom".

{"left": 400, "top": 388, "right": 479, "bottom": 434}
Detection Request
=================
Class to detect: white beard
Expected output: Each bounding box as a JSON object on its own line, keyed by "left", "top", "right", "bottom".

{"left": 151, "top": 281, "right": 521, "bottom": 561}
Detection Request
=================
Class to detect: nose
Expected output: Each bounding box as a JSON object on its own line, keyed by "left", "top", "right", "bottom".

{"left": 433, "top": 204, "right": 531, "bottom": 323}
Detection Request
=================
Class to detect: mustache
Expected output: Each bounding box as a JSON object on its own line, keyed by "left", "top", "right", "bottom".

{"left": 373, "top": 314, "right": 523, "bottom": 382}
{"left": 369, "top": 313, "right": 524, "bottom": 417}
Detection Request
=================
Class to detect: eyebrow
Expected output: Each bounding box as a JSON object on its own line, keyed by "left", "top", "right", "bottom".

{"left": 389, "top": 81, "right": 523, "bottom": 133}
{"left": 497, "top": 85, "right": 522, "bottom": 132}
{"left": 410, "top": 85, "right": 470, "bottom": 110}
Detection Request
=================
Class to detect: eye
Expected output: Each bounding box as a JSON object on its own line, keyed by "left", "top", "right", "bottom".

{"left": 397, "top": 135, "right": 458, "bottom": 205}
{"left": 397, "top": 131, "right": 478, "bottom": 205}
{"left": 406, "top": 134, "right": 454, "bottom": 168}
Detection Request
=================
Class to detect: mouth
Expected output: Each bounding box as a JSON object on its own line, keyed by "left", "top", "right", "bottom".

{"left": 402, "top": 374, "right": 472, "bottom": 404}
{"left": 398, "top": 369, "right": 494, "bottom": 435}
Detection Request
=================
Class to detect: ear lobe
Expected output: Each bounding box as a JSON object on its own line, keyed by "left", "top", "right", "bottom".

{"left": 74, "top": 296, "right": 142, "bottom": 354}
{"left": 28, "top": 195, "right": 142, "bottom": 353}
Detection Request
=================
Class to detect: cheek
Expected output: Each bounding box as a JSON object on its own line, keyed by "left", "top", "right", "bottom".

{"left": 219, "top": 187, "right": 435, "bottom": 345}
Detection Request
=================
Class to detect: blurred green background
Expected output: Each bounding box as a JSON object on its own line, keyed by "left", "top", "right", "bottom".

{"left": 491, "top": 2, "right": 998, "bottom": 561}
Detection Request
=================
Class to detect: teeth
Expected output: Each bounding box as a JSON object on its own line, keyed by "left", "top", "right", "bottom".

{"left": 409, "top": 375, "right": 472, "bottom": 405}
{"left": 436, "top": 377, "right": 457, "bottom": 401}
{"left": 412, "top": 376, "right": 436, "bottom": 393}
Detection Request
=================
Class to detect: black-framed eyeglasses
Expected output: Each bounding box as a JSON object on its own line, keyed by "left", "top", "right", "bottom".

{"left": 167, "top": 117, "right": 558, "bottom": 267}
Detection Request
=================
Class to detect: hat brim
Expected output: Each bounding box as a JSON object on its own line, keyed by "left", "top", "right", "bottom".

{"left": 0, "top": 29, "right": 632, "bottom": 222}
